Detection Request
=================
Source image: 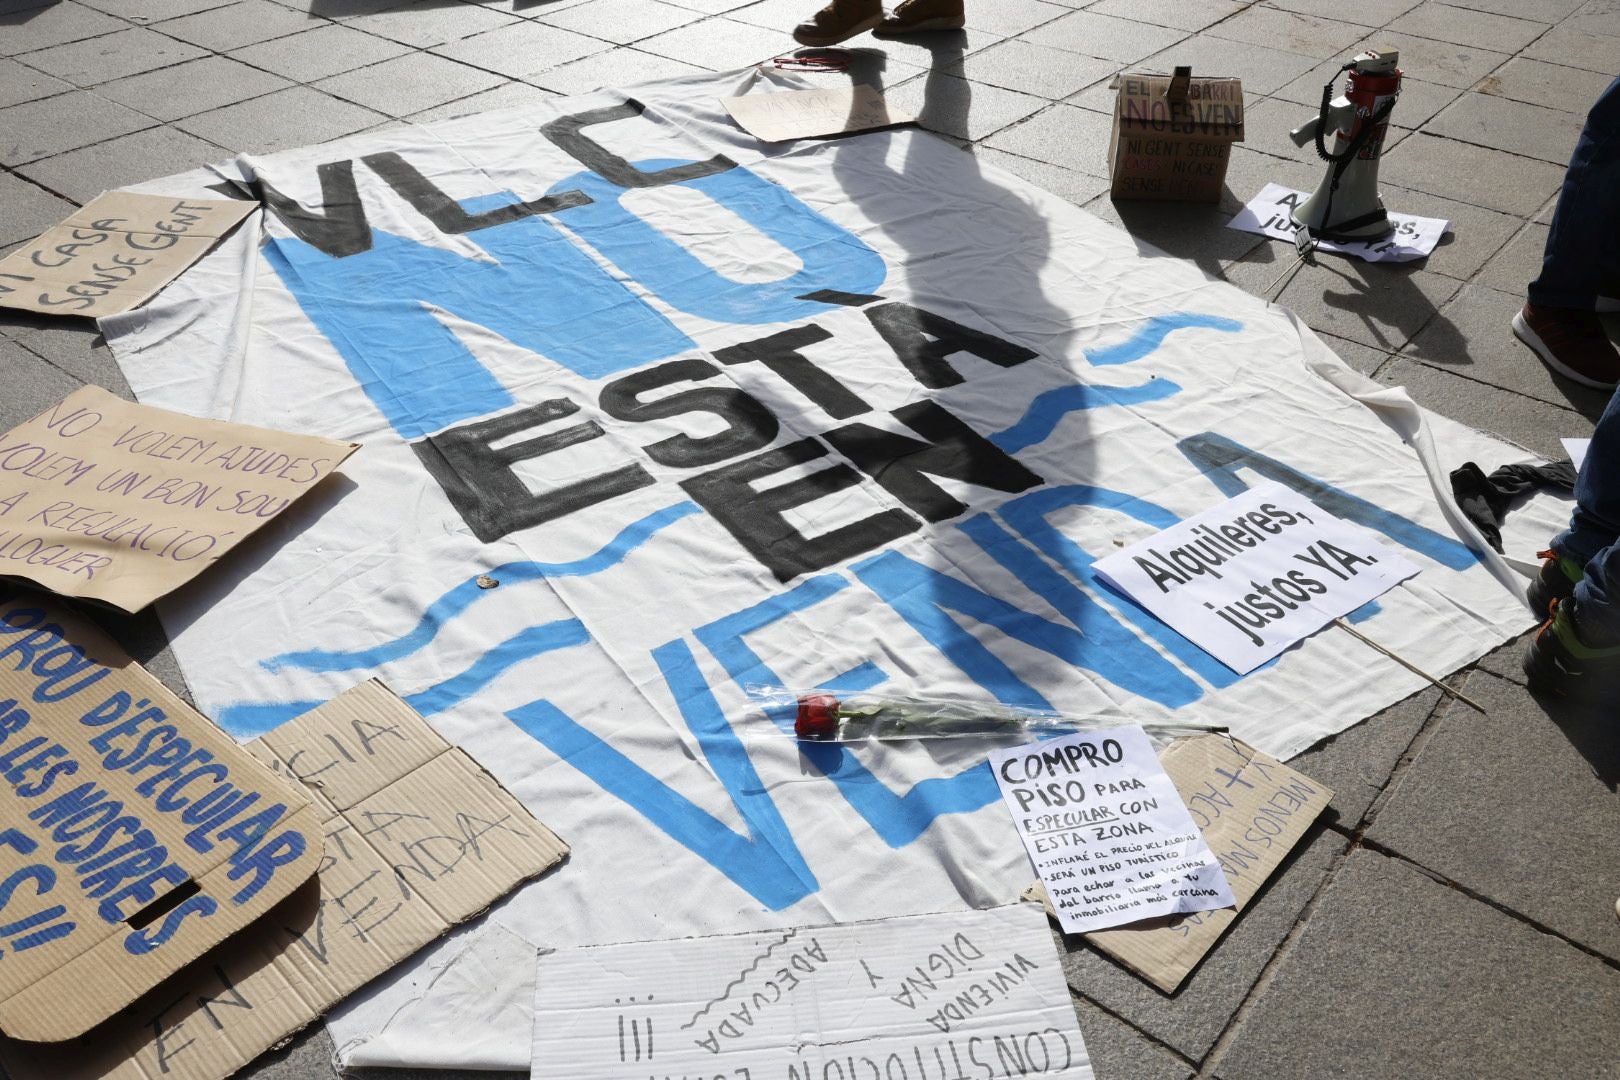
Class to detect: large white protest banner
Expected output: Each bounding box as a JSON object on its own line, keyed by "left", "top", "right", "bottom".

{"left": 1095, "top": 483, "right": 1421, "bottom": 673}
{"left": 990, "top": 726, "right": 1234, "bottom": 934}
{"left": 85, "top": 70, "right": 1555, "bottom": 1070}
{"left": 531, "top": 905, "right": 1092, "bottom": 1080}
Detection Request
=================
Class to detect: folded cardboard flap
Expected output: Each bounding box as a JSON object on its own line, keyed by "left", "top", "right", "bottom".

{"left": 0, "top": 679, "right": 569, "bottom": 1080}
{"left": 1109, "top": 68, "right": 1245, "bottom": 203}
{"left": 0, "top": 588, "right": 322, "bottom": 1043}
{"left": 1026, "top": 735, "right": 1331, "bottom": 993}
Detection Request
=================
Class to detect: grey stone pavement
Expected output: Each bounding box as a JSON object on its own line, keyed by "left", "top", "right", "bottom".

{"left": 2, "top": 0, "right": 1619, "bottom": 1076}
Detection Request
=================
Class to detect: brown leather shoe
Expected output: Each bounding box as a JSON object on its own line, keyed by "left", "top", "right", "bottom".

{"left": 873, "top": 0, "right": 965, "bottom": 34}
{"left": 1513, "top": 303, "right": 1620, "bottom": 390}
{"left": 793, "top": 0, "right": 882, "bottom": 46}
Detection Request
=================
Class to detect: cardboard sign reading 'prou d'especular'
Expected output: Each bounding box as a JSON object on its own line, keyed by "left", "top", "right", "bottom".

{"left": 0, "top": 386, "right": 358, "bottom": 612}
{"left": 1026, "top": 735, "right": 1332, "bottom": 993}
{"left": 1093, "top": 482, "right": 1421, "bottom": 673}
{"left": 0, "top": 679, "right": 569, "bottom": 1080}
{"left": 0, "top": 587, "right": 322, "bottom": 1043}
{"left": 532, "top": 905, "right": 1093, "bottom": 1080}
{"left": 721, "top": 86, "right": 914, "bottom": 142}
{"left": 0, "top": 193, "right": 255, "bottom": 318}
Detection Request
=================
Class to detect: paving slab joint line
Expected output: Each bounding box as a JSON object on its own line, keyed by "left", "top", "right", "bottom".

{"left": 1188, "top": 828, "right": 1360, "bottom": 1079}
{"left": 1353, "top": 833, "right": 1620, "bottom": 975}
{"left": 1352, "top": 672, "right": 1463, "bottom": 830}
{"left": 1066, "top": 987, "right": 1202, "bottom": 1074}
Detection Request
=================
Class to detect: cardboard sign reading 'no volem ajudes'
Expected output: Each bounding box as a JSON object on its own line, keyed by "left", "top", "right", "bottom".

{"left": 0, "top": 587, "right": 322, "bottom": 1043}
{"left": 0, "top": 193, "right": 255, "bottom": 319}
{"left": 0, "top": 386, "right": 358, "bottom": 612}
{"left": 722, "top": 86, "right": 914, "bottom": 142}
{"left": 1, "top": 678, "right": 569, "bottom": 1080}
{"left": 1093, "top": 481, "right": 1420, "bottom": 674}
{"left": 1026, "top": 735, "right": 1332, "bottom": 993}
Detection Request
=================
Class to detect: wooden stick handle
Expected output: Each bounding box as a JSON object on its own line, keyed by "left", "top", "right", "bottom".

{"left": 1333, "top": 618, "right": 1487, "bottom": 714}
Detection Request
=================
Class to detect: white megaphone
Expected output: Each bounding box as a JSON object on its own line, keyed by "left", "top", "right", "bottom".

{"left": 1288, "top": 48, "right": 1402, "bottom": 241}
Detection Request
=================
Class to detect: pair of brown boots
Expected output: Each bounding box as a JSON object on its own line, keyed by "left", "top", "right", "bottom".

{"left": 793, "top": 0, "right": 964, "bottom": 46}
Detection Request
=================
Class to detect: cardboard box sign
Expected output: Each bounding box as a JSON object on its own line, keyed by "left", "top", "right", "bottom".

{"left": 0, "top": 587, "right": 322, "bottom": 1043}
{"left": 0, "top": 679, "right": 569, "bottom": 1080}
{"left": 1108, "top": 67, "right": 1245, "bottom": 203}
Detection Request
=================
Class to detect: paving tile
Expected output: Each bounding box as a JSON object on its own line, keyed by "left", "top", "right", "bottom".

{"left": 1, "top": 340, "right": 87, "bottom": 431}
{"left": 432, "top": 20, "right": 607, "bottom": 80}
{"left": 1402, "top": 281, "right": 1617, "bottom": 411}
{"left": 1519, "top": 23, "right": 1620, "bottom": 76}
{"left": 1288, "top": 687, "right": 1439, "bottom": 830}
{"left": 0, "top": 169, "right": 76, "bottom": 246}
{"left": 1379, "top": 131, "right": 1565, "bottom": 217}
{"left": 1211, "top": 849, "right": 1620, "bottom": 1080}
{"left": 0, "top": 55, "right": 72, "bottom": 108}
{"left": 0, "top": 1, "right": 127, "bottom": 58}
{"left": 152, "top": 0, "right": 316, "bottom": 50}
{"left": 852, "top": 26, "right": 1006, "bottom": 73}
{"left": 1071, "top": 996, "right": 1193, "bottom": 1080}
{"left": 1368, "top": 669, "right": 1620, "bottom": 959}
{"left": 315, "top": 52, "right": 506, "bottom": 117}
{"left": 1444, "top": 0, "right": 1582, "bottom": 17}
{"left": 1425, "top": 90, "right": 1584, "bottom": 165}
{"left": 970, "top": 145, "right": 1113, "bottom": 206}
{"left": 1472, "top": 628, "right": 1537, "bottom": 685}
{"left": 0, "top": 87, "right": 154, "bottom": 165}
{"left": 1272, "top": 256, "right": 1461, "bottom": 352}
{"left": 1205, "top": 5, "right": 1373, "bottom": 60}
{"left": 1022, "top": 10, "right": 1189, "bottom": 64}
{"left": 527, "top": 45, "right": 704, "bottom": 95}
{"left": 0, "top": 308, "right": 123, "bottom": 386}
{"left": 96, "top": 55, "right": 291, "bottom": 122}
{"left": 1054, "top": 827, "right": 1347, "bottom": 1061}
{"left": 982, "top": 102, "right": 1114, "bottom": 176}
{"left": 960, "top": 0, "right": 1072, "bottom": 38}
{"left": 1377, "top": 357, "right": 1595, "bottom": 461}
{"left": 1134, "top": 34, "right": 1322, "bottom": 97}
{"left": 1085, "top": 193, "right": 1269, "bottom": 279}
{"left": 1237, "top": 95, "right": 1413, "bottom": 164}
{"left": 14, "top": 25, "right": 208, "bottom": 86}
{"left": 1311, "top": 328, "right": 1395, "bottom": 376}
{"left": 636, "top": 17, "right": 794, "bottom": 70}
{"left": 337, "top": 0, "right": 522, "bottom": 48}
{"left": 17, "top": 124, "right": 231, "bottom": 203}
{"left": 1265, "top": 0, "right": 1421, "bottom": 23}
{"left": 1280, "top": 31, "right": 1513, "bottom": 92}
{"left": 1386, "top": 0, "right": 1548, "bottom": 52}
{"left": 885, "top": 71, "right": 1049, "bottom": 141}
{"left": 660, "top": 0, "right": 754, "bottom": 11}
{"left": 1562, "top": 0, "right": 1620, "bottom": 38}
{"left": 1474, "top": 220, "right": 1548, "bottom": 294}
{"left": 408, "top": 79, "right": 559, "bottom": 122}
{"left": 176, "top": 84, "right": 386, "bottom": 155}
{"left": 945, "top": 37, "right": 1117, "bottom": 100}
{"left": 77, "top": 0, "right": 239, "bottom": 21}
{"left": 1085, "top": 0, "right": 1248, "bottom": 33}
{"left": 1373, "top": 183, "right": 1521, "bottom": 282}
{"left": 1474, "top": 55, "right": 1616, "bottom": 113}
{"left": 538, "top": 0, "right": 702, "bottom": 45}
{"left": 227, "top": 23, "right": 412, "bottom": 83}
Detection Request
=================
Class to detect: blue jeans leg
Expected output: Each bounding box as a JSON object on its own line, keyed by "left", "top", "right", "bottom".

{"left": 1528, "top": 76, "right": 1620, "bottom": 310}
{"left": 1557, "top": 387, "right": 1620, "bottom": 646}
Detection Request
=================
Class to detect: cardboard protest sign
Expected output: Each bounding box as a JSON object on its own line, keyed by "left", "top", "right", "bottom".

{"left": 0, "top": 587, "right": 321, "bottom": 1043}
{"left": 0, "top": 193, "right": 255, "bottom": 318}
{"left": 531, "top": 904, "right": 1092, "bottom": 1080}
{"left": 1094, "top": 482, "right": 1421, "bottom": 673}
{"left": 1227, "top": 182, "right": 1447, "bottom": 263}
{"left": 721, "top": 86, "right": 914, "bottom": 142}
{"left": 990, "top": 726, "right": 1234, "bottom": 935}
{"left": 0, "top": 679, "right": 568, "bottom": 1080}
{"left": 1026, "top": 735, "right": 1332, "bottom": 992}
{"left": 0, "top": 386, "right": 358, "bottom": 612}
{"left": 1108, "top": 69, "right": 1245, "bottom": 203}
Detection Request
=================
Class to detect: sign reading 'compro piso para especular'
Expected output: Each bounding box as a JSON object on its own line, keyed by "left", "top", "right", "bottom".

{"left": 1094, "top": 482, "right": 1421, "bottom": 673}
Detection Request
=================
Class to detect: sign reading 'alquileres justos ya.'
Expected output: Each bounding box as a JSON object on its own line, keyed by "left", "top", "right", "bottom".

{"left": 90, "top": 73, "right": 1543, "bottom": 1069}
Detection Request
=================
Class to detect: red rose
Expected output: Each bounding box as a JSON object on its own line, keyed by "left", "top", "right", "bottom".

{"left": 794, "top": 693, "right": 841, "bottom": 740}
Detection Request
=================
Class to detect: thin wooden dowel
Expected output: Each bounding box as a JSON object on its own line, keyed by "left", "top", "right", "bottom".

{"left": 1333, "top": 618, "right": 1487, "bottom": 713}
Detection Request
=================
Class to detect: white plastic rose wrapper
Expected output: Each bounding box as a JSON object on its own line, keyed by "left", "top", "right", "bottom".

{"left": 744, "top": 685, "right": 1227, "bottom": 745}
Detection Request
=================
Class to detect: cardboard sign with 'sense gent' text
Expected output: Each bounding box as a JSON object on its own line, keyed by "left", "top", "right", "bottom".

{"left": 0, "top": 193, "right": 255, "bottom": 319}
{"left": 0, "top": 386, "right": 358, "bottom": 612}
{"left": 1093, "top": 482, "right": 1420, "bottom": 673}
{"left": 0, "top": 679, "right": 569, "bottom": 1080}
{"left": 0, "top": 587, "right": 321, "bottom": 1043}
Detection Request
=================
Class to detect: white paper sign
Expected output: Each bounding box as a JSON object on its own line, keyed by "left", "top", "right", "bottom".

{"left": 1227, "top": 182, "right": 1448, "bottom": 263}
{"left": 1093, "top": 482, "right": 1422, "bottom": 673}
{"left": 1563, "top": 438, "right": 1591, "bottom": 472}
{"left": 531, "top": 906, "right": 1093, "bottom": 1080}
{"left": 989, "top": 726, "right": 1235, "bottom": 936}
